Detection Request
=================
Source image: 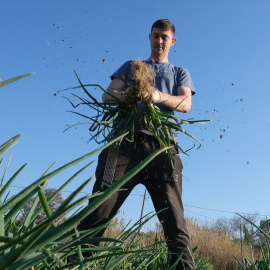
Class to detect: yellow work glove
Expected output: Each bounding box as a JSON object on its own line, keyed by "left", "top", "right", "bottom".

{"left": 136, "top": 88, "right": 162, "bottom": 106}
{"left": 122, "top": 85, "right": 162, "bottom": 106}
{"left": 151, "top": 89, "right": 162, "bottom": 104}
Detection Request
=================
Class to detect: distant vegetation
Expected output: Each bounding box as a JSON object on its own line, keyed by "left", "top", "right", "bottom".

{"left": 103, "top": 213, "right": 270, "bottom": 269}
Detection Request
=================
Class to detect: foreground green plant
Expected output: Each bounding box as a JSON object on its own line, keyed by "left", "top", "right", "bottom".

{"left": 0, "top": 134, "right": 173, "bottom": 269}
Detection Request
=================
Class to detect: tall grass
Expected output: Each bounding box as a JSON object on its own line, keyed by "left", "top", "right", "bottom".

{"left": 187, "top": 218, "right": 245, "bottom": 269}
{"left": 104, "top": 215, "right": 266, "bottom": 270}
{"left": 0, "top": 134, "right": 174, "bottom": 269}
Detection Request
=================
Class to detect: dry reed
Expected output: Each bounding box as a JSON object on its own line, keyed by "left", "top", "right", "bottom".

{"left": 186, "top": 217, "right": 252, "bottom": 270}
{"left": 104, "top": 215, "right": 253, "bottom": 269}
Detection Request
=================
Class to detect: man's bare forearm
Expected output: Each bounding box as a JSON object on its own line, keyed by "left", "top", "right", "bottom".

{"left": 102, "top": 89, "right": 123, "bottom": 103}
{"left": 102, "top": 78, "right": 125, "bottom": 103}
{"left": 160, "top": 92, "right": 191, "bottom": 113}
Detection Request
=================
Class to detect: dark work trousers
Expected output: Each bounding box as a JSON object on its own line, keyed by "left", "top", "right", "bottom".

{"left": 77, "top": 132, "right": 194, "bottom": 270}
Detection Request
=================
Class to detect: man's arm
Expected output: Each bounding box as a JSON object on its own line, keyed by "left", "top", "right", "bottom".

{"left": 159, "top": 86, "right": 192, "bottom": 113}
{"left": 102, "top": 78, "right": 125, "bottom": 103}
{"left": 102, "top": 78, "right": 192, "bottom": 113}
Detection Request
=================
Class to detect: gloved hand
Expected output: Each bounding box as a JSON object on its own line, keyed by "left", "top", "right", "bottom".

{"left": 122, "top": 85, "right": 162, "bottom": 106}
{"left": 136, "top": 88, "right": 162, "bottom": 105}
{"left": 151, "top": 89, "right": 162, "bottom": 103}
{"left": 122, "top": 85, "right": 136, "bottom": 105}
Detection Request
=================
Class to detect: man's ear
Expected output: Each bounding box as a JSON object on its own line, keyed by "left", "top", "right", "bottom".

{"left": 171, "top": 37, "right": 177, "bottom": 47}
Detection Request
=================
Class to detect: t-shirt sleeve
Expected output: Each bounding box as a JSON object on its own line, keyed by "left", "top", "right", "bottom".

{"left": 110, "top": 61, "right": 133, "bottom": 83}
{"left": 177, "top": 68, "right": 196, "bottom": 95}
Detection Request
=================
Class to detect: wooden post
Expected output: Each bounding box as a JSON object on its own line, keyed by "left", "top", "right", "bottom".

{"left": 240, "top": 224, "right": 245, "bottom": 269}
{"left": 139, "top": 189, "right": 147, "bottom": 225}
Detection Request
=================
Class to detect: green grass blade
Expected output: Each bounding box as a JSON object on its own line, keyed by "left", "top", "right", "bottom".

{"left": 37, "top": 180, "right": 56, "bottom": 228}
{"left": 0, "top": 220, "right": 52, "bottom": 270}
{"left": 41, "top": 247, "right": 65, "bottom": 267}
{"left": 0, "top": 202, "right": 3, "bottom": 246}
{"left": 45, "top": 160, "right": 94, "bottom": 206}
{"left": 5, "top": 252, "right": 45, "bottom": 270}
{"left": 53, "top": 176, "right": 93, "bottom": 215}
{"left": 104, "top": 253, "right": 132, "bottom": 270}
{"left": 0, "top": 163, "right": 27, "bottom": 199}
{"left": 19, "top": 180, "right": 94, "bottom": 254}
{"left": 75, "top": 228, "right": 84, "bottom": 269}
{"left": 4, "top": 186, "right": 41, "bottom": 226}
{"left": 0, "top": 134, "right": 22, "bottom": 159}
{"left": 0, "top": 193, "right": 90, "bottom": 254}
{"left": 40, "top": 162, "right": 56, "bottom": 178}
{"left": 238, "top": 213, "right": 270, "bottom": 240}
{"left": 0, "top": 73, "right": 34, "bottom": 88}
{"left": 0, "top": 133, "right": 127, "bottom": 216}
{"left": 28, "top": 161, "right": 94, "bottom": 226}
{"left": 19, "top": 180, "right": 49, "bottom": 232}
{"left": 0, "top": 156, "right": 11, "bottom": 192}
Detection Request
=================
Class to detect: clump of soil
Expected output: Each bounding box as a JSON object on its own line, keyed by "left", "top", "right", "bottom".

{"left": 131, "top": 60, "right": 156, "bottom": 105}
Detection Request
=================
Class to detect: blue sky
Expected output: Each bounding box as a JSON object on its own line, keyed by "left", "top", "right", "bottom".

{"left": 1, "top": 0, "right": 270, "bottom": 229}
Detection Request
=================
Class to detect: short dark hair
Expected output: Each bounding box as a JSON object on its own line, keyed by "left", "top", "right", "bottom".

{"left": 151, "top": 19, "right": 175, "bottom": 35}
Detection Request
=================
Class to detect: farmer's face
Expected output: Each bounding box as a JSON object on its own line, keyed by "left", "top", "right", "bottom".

{"left": 149, "top": 28, "right": 176, "bottom": 59}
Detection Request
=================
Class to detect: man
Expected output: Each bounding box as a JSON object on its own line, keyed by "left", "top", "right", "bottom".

{"left": 77, "top": 19, "right": 195, "bottom": 269}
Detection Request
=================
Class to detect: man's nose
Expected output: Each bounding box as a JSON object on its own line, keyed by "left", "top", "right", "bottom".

{"left": 157, "top": 37, "right": 163, "bottom": 43}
